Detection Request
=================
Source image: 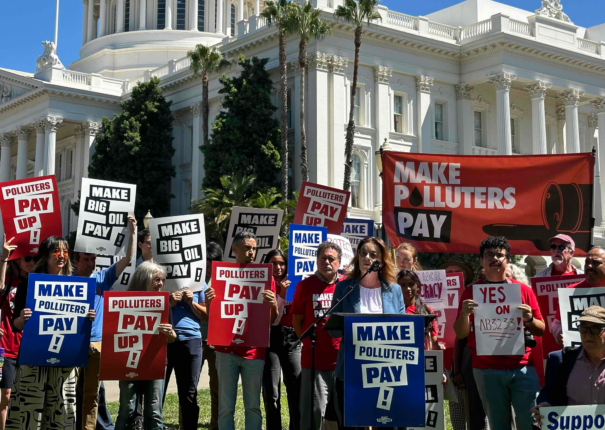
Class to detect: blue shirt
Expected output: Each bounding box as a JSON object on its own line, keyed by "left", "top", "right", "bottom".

{"left": 86, "top": 264, "right": 118, "bottom": 342}
{"left": 172, "top": 288, "right": 205, "bottom": 341}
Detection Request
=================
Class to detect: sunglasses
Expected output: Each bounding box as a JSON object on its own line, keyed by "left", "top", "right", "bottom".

{"left": 550, "top": 244, "right": 569, "bottom": 251}
{"left": 52, "top": 250, "right": 69, "bottom": 259}
{"left": 578, "top": 324, "right": 605, "bottom": 335}
{"left": 24, "top": 256, "right": 34, "bottom": 263}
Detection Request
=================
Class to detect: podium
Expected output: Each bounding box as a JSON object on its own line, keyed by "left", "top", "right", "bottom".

{"left": 323, "top": 312, "right": 437, "bottom": 332}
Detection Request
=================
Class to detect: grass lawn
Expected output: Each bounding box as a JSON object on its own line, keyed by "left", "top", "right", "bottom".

{"left": 108, "top": 385, "right": 454, "bottom": 430}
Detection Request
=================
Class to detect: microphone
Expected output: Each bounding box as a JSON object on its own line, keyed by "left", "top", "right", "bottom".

{"left": 367, "top": 260, "right": 381, "bottom": 274}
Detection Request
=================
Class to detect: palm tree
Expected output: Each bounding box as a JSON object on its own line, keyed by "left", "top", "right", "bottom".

{"left": 261, "top": 0, "right": 294, "bottom": 202}
{"left": 287, "top": 1, "right": 331, "bottom": 182}
{"left": 334, "top": 0, "right": 381, "bottom": 191}
{"left": 187, "top": 44, "right": 231, "bottom": 147}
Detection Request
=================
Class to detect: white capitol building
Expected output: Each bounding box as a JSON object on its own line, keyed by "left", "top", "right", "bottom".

{"left": 0, "top": 0, "right": 604, "bottom": 273}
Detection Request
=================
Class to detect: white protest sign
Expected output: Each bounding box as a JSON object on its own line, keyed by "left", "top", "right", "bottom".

{"left": 327, "top": 234, "right": 354, "bottom": 271}
{"left": 148, "top": 214, "right": 206, "bottom": 292}
{"left": 409, "top": 350, "right": 445, "bottom": 430}
{"left": 473, "top": 284, "right": 524, "bottom": 356}
{"left": 223, "top": 207, "right": 284, "bottom": 263}
{"left": 416, "top": 270, "right": 448, "bottom": 335}
{"left": 75, "top": 178, "right": 136, "bottom": 256}
{"left": 95, "top": 254, "right": 136, "bottom": 291}
{"left": 541, "top": 405, "right": 605, "bottom": 430}
{"left": 558, "top": 287, "right": 605, "bottom": 348}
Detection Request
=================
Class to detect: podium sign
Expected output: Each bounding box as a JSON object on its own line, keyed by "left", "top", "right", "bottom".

{"left": 344, "top": 314, "right": 426, "bottom": 427}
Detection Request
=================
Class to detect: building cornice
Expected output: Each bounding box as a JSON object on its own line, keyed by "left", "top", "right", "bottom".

{"left": 0, "top": 88, "right": 120, "bottom": 116}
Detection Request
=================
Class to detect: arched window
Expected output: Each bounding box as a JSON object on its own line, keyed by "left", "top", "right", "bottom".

{"left": 231, "top": 4, "right": 235, "bottom": 36}
{"left": 177, "top": 0, "right": 186, "bottom": 29}
{"left": 124, "top": 0, "right": 130, "bottom": 31}
{"left": 198, "top": 0, "right": 205, "bottom": 31}
{"left": 351, "top": 155, "right": 362, "bottom": 208}
{"left": 157, "top": 0, "right": 166, "bottom": 29}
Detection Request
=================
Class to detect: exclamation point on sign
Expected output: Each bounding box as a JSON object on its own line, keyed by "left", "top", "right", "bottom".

{"left": 30, "top": 229, "right": 41, "bottom": 245}
{"left": 517, "top": 317, "right": 522, "bottom": 330}
{"left": 49, "top": 334, "right": 64, "bottom": 353}
{"left": 233, "top": 318, "right": 246, "bottom": 335}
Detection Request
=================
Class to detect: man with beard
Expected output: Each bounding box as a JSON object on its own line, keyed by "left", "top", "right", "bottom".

{"left": 454, "top": 236, "right": 544, "bottom": 430}
{"left": 536, "top": 234, "right": 583, "bottom": 277}
{"left": 552, "top": 246, "right": 605, "bottom": 345}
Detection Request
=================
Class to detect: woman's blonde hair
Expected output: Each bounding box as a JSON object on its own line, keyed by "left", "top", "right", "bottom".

{"left": 347, "top": 237, "right": 396, "bottom": 285}
{"left": 129, "top": 261, "right": 167, "bottom": 292}
{"left": 395, "top": 242, "right": 423, "bottom": 271}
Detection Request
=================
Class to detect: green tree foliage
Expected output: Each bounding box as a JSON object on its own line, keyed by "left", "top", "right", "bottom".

{"left": 88, "top": 78, "right": 175, "bottom": 223}
{"left": 202, "top": 56, "right": 281, "bottom": 194}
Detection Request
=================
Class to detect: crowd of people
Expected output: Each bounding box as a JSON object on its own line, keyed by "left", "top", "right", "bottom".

{"left": 0, "top": 221, "right": 604, "bottom": 430}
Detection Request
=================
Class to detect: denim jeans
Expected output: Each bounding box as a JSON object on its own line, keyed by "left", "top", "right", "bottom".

{"left": 473, "top": 366, "right": 540, "bottom": 430}
{"left": 216, "top": 351, "right": 264, "bottom": 430}
{"left": 115, "top": 379, "right": 164, "bottom": 430}
{"left": 202, "top": 342, "right": 219, "bottom": 430}
{"left": 300, "top": 368, "right": 335, "bottom": 430}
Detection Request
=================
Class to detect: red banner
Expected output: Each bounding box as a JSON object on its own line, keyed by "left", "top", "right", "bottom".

{"left": 382, "top": 153, "right": 593, "bottom": 255}
{"left": 531, "top": 275, "right": 584, "bottom": 356}
{"left": 207, "top": 262, "right": 273, "bottom": 347}
{"left": 100, "top": 291, "right": 170, "bottom": 381}
{"left": 0, "top": 176, "right": 62, "bottom": 259}
{"left": 293, "top": 181, "right": 350, "bottom": 234}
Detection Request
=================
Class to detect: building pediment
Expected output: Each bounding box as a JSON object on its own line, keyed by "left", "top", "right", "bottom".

{"left": 0, "top": 69, "right": 39, "bottom": 106}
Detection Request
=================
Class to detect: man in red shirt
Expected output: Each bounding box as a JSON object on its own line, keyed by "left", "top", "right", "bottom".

{"left": 206, "top": 231, "right": 281, "bottom": 430}
{"left": 292, "top": 241, "right": 342, "bottom": 430}
{"left": 536, "top": 234, "right": 583, "bottom": 278}
{"left": 453, "top": 236, "right": 544, "bottom": 430}
{"left": 552, "top": 246, "right": 605, "bottom": 345}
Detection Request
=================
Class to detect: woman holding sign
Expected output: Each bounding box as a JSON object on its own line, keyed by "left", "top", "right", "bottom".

{"left": 6, "top": 236, "right": 96, "bottom": 430}
{"left": 330, "top": 237, "right": 403, "bottom": 430}
{"left": 115, "top": 261, "right": 177, "bottom": 430}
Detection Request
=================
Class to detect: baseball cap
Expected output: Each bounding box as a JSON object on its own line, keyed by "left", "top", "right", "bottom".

{"left": 577, "top": 306, "right": 605, "bottom": 325}
{"left": 438, "top": 260, "right": 474, "bottom": 287}
{"left": 548, "top": 234, "right": 575, "bottom": 250}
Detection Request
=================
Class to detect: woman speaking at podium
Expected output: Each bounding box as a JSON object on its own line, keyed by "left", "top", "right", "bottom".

{"left": 330, "top": 237, "right": 404, "bottom": 430}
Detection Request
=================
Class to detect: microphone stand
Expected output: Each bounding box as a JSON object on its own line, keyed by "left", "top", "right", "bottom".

{"left": 291, "top": 260, "right": 381, "bottom": 430}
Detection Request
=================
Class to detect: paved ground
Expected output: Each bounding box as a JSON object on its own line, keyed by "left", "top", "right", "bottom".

{"left": 104, "top": 367, "right": 211, "bottom": 402}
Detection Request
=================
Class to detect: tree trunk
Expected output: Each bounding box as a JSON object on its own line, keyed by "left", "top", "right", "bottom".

{"left": 279, "top": 29, "right": 289, "bottom": 202}
{"left": 202, "top": 73, "right": 209, "bottom": 146}
{"left": 299, "top": 38, "right": 308, "bottom": 182}
{"left": 343, "top": 26, "right": 362, "bottom": 191}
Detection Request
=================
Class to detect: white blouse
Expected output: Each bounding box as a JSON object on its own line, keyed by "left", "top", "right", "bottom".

{"left": 359, "top": 286, "right": 383, "bottom": 314}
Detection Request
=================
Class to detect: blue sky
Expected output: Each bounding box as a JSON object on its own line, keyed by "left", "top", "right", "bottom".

{"left": 0, "top": 0, "right": 603, "bottom": 74}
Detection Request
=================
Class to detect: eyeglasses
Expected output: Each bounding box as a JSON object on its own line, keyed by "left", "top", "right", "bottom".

{"left": 578, "top": 324, "right": 605, "bottom": 335}
{"left": 52, "top": 250, "right": 69, "bottom": 259}
{"left": 359, "top": 251, "right": 381, "bottom": 260}
{"left": 550, "top": 244, "right": 569, "bottom": 252}
{"left": 483, "top": 252, "right": 508, "bottom": 261}
{"left": 24, "top": 256, "right": 34, "bottom": 263}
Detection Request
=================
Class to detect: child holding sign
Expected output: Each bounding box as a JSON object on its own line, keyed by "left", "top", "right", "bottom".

{"left": 6, "top": 236, "right": 97, "bottom": 430}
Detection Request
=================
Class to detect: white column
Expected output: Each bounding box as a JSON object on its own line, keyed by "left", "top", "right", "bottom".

{"left": 330, "top": 56, "right": 348, "bottom": 188}
{"left": 73, "top": 125, "right": 85, "bottom": 206}
{"left": 455, "top": 84, "right": 475, "bottom": 155}
{"left": 34, "top": 120, "right": 46, "bottom": 177}
{"left": 16, "top": 127, "right": 31, "bottom": 180}
{"left": 190, "top": 103, "right": 203, "bottom": 202}
{"left": 190, "top": 0, "right": 198, "bottom": 30}
{"left": 489, "top": 72, "right": 516, "bottom": 155}
{"left": 82, "top": 122, "right": 100, "bottom": 178}
{"left": 237, "top": 0, "right": 243, "bottom": 21}
{"left": 416, "top": 75, "right": 433, "bottom": 154}
{"left": 224, "top": 1, "right": 231, "bottom": 36}
{"left": 43, "top": 117, "right": 62, "bottom": 176}
{"left": 589, "top": 114, "right": 598, "bottom": 150}
{"left": 556, "top": 105, "right": 566, "bottom": 154}
{"left": 216, "top": 0, "right": 223, "bottom": 34}
{"left": 139, "top": 0, "right": 146, "bottom": 30}
{"left": 165, "top": 0, "right": 173, "bottom": 29}
{"left": 525, "top": 81, "right": 551, "bottom": 154}
{"left": 117, "top": 0, "right": 125, "bottom": 32}
{"left": 82, "top": 0, "right": 89, "bottom": 45}
{"left": 307, "top": 53, "right": 330, "bottom": 184}
{"left": 87, "top": 0, "right": 95, "bottom": 42}
{"left": 99, "top": 0, "right": 107, "bottom": 36}
{"left": 254, "top": 0, "right": 259, "bottom": 15}
{"left": 0, "top": 135, "right": 12, "bottom": 182}
{"left": 593, "top": 98, "right": 605, "bottom": 226}
{"left": 374, "top": 65, "right": 392, "bottom": 205}
{"left": 560, "top": 89, "right": 584, "bottom": 154}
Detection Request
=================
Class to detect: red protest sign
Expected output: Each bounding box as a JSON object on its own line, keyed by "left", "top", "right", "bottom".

{"left": 0, "top": 176, "right": 62, "bottom": 259}
{"left": 207, "top": 262, "right": 273, "bottom": 347}
{"left": 293, "top": 182, "right": 350, "bottom": 234}
{"left": 100, "top": 291, "right": 170, "bottom": 381}
{"left": 441, "top": 273, "right": 464, "bottom": 349}
{"left": 382, "top": 153, "right": 593, "bottom": 255}
{"left": 531, "top": 275, "right": 584, "bottom": 355}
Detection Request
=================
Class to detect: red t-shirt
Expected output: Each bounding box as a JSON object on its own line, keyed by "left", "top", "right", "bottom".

{"left": 291, "top": 275, "right": 341, "bottom": 371}
{"left": 551, "top": 268, "right": 579, "bottom": 276}
{"left": 214, "top": 279, "right": 276, "bottom": 361}
{"left": 1, "top": 275, "right": 25, "bottom": 359}
{"left": 275, "top": 281, "right": 293, "bottom": 328}
{"left": 456, "top": 280, "right": 543, "bottom": 369}
{"left": 554, "top": 280, "right": 589, "bottom": 321}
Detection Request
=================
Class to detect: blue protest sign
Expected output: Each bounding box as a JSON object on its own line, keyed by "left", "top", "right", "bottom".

{"left": 344, "top": 314, "right": 426, "bottom": 427}
{"left": 286, "top": 224, "right": 327, "bottom": 302}
{"left": 19, "top": 273, "right": 96, "bottom": 367}
{"left": 342, "top": 218, "right": 374, "bottom": 253}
